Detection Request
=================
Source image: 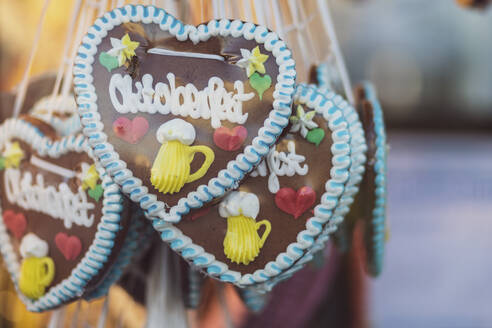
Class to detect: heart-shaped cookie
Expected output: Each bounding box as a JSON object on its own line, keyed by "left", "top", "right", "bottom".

{"left": 0, "top": 117, "right": 133, "bottom": 311}
{"left": 73, "top": 5, "right": 296, "bottom": 223}
{"left": 334, "top": 82, "right": 388, "bottom": 277}
{"left": 153, "top": 84, "right": 367, "bottom": 289}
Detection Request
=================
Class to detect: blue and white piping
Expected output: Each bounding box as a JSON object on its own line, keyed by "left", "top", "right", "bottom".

{"left": 0, "top": 118, "right": 127, "bottom": 312}
{"left": 73, "top": 5, "right": 296, "bottom": 224}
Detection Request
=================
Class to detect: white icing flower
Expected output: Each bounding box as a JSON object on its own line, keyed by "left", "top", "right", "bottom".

{"left": 219, "top": 191, "right": 260, "bottom": 220}
{"left": 20, "top": 233, "right": 49, "bottom": 258}
{"left": 107, "top": 37, "right": 128, "bottom": 66}
{"left": 290, "top": 105, "right": 318, "bottom": 138}
{"left": 156, "top": 118, "right": 196, "bottom": 145}
{"left": 236, "top": 46, "right": 269, "bottom": 77}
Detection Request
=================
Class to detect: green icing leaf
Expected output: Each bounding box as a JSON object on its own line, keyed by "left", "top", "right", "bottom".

{"left": 0, "top": 157, "right": 4, "bottom": 170}
{"left": 306, "top": 128, "right": 325, "bottom": 146}
{"left": 99, "top": 52, "right": 119, "bottom": 72}
{"left": 249, "top": 72, "right": 272, "bottom": 100}
{"left": 88, "top": 184, "right": 104, "bottom": 201}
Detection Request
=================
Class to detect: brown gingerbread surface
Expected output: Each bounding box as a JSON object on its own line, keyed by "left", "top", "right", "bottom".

{"left": 178, "top": 110, "right": 334, "bottom": 274}
{"left": 92, "top": 22, "right": 280, "bottom": 210}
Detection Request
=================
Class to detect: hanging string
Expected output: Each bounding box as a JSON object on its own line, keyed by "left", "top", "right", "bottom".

{"left": 49, "top": 0, "right": 83, "bottom": 108}
{"left": 297, "top": 1, "right": 319, "bottom": 63}
{"left": 316, "top": 0, "right": 354, "bottom": 104}
{"left": 69, "top": 300, "right": 82, "bottom": 328}
{"left": 253, "top": 0, "right": 265, "bottom": 25}
{"left": 248, "top": 0, "right": 258, "bottom": 23}
{"left": 96, "top": 296, "right": 110, "bottom": 328}
{"left": 12, "top": 0, "right": 51, "bottom": 118}
{"left": 58, "top": 0, "right": 97, "bottom": 113}
{"left": 47, "top": 307, "right": 66, "bottom": 328}
{"left": 286, "top": 0, "right": 311, "bottom": 75}
{"left": 270, "top": 0, "right": 285, "bottom": 41}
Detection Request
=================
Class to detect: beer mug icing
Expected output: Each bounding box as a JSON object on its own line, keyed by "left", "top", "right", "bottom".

{"left": 151, "top": 119, "right": 214, "bottom": 194}
{"left": 0, "top": 117, "right": 136, "bottom": 311}
{"left": 164, "top": 84, "right": 368, "bottom": 290}
{"left": 73, "top": 5, "right": 296, "bottom": 224}
{"left": 18, "top": 234, "right": 55, "bottom": 300}
{"left": 219, "top": 192, "right": 271, "bottom": 265}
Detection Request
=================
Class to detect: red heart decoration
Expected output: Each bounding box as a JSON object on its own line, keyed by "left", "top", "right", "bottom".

{"left": 3, "top": 210, "right": 27, "bottom": 239}
{"left": 213, "top": 126, "right": 248, "bottom": 151}
{"left": 55, "top": 233, "right": 82, "bottom": 261}
{"left": 275, "top": 187, "right": 317, "bottom": 219}
{"left": 113, "top": 116, "right": 149, "bottom": 144}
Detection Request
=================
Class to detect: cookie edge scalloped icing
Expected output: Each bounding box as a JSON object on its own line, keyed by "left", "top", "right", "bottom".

{"left": 0, "top": 118, "right": 126, "bottom": 312}
{"left": 72, "top": 4, "right": 297, "bottom": 224}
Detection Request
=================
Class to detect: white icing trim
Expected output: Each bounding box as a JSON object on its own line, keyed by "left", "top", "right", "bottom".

{"left": 0, "top": 118, "right": 127, "bottom": 312}
{"left": 250, "top": 141, "right": 308, "bottom": 194}
{"left": 108, "top": 73, "right": 253, "bottom": 129}
{"left": 147, "top": 47, "right": 225, "bottom": 61}
{"left": 30, "top": 155, "right": 77, "bottom": 179}
{"left": 4, "top": 168, "right": 95, "bottom": 229}
{"left": 73, "top": 5, "right": 296, "bottom": 224}
{"left": 149, "top": 84, "right": 363, "bottom": 288}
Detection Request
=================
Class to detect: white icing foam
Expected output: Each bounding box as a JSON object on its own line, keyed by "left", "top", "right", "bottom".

{"left": 20, "top": 233, "right": 49, "bottom": 258}
{"left": 156, "top": 118, "right": 196, "bottom": 145}
{"left": 218, "top": 191, "right": 260, "bottom": 220}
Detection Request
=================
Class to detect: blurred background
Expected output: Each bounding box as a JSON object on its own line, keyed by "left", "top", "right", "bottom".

{"left": 1, "top": 0, "right": 491, "bottom": 327}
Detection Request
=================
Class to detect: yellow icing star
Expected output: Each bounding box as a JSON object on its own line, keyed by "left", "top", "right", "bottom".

{"left": 3, "top": 142, "right": 24, "bottom": 168}
{"left": 121, "top": 33, "right": 139, "bottom": 63}
{"left": 82, "top": 164, "right": 100, "bottom": 190}
{"left": 237, "top": 46, "right": 269, "bottom": 77}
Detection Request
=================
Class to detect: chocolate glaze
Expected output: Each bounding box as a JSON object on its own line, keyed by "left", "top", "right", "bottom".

{"left": 92, "top": 22, "right": 280, "bottom": 210}
{"left": 178, "top": 104, "right": 334, "bottom": 274}
{"left": 0, "top": 118, "right": 131, "bottom": 303}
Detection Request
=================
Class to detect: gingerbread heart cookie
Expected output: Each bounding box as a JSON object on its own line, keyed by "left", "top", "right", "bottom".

{"left": 334, "top": 82, "right": 388, "bottom": 277}
{"left": 0, "top": 117, "right": 132, "bottom": 311}
{"left": 73, "top": 5, "right": 296, "bottom": 223}
{"left": 154, "top": 84, "right": 366, "bottom": 289}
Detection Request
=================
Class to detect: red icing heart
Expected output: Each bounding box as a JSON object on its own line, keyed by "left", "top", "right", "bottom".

{"left": 275, "top": 187, "right": 316, "bottom": 219}
{"left": 113, "top": 116, "right": 149, "bottom": 144}
{"left": 55, "top": 233, "right": 82, "bottom": 261}
{"left": 213, "top": 126, "right": 248, "bottom": 151}
{"left": 2, "top": 210, "right": 27, "bottom": 239}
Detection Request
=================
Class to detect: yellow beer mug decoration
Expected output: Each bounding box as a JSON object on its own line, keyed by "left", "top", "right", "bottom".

{"left": 151, "top": 119, "right": 215, "bottom": 194}
{"left": 219, "top": 192, "right": 271, "bottom": 265}
{"left": 18, "top": 233, "right": 55, "bottom": 300}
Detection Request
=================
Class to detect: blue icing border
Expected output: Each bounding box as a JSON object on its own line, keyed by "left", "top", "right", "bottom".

{"left": 85, "top": 209, "right": 154, "bottom": 300}
{"left": 0, "top": 118, "right": 128, "bottom": 312}
{"left": 362, "top": 82, "right": 387, "bottom": 277}
{"left": 148, "top": 83, "right": 365, "bottom": 290}
{"left": 258, "top": 84, "right": 367, "bottom": 290}
{"left": 73, "top": 5, "right": 297, "bottom": 224}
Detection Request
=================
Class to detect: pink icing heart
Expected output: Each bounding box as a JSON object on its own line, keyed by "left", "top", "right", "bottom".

{"left": 113, "top": 116, "right": 149, "bottom": 144}
{"left": 213, "top": 126, "right": 248, "bottom": 151}
{"left": 275, "top": 186, "right": 316, "bottom": 219}
{"left": 55, "top": 233, "right": 82, "bottom": 261}
{"left": 3, "top": 210, "right": 27, "bottom": 239}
